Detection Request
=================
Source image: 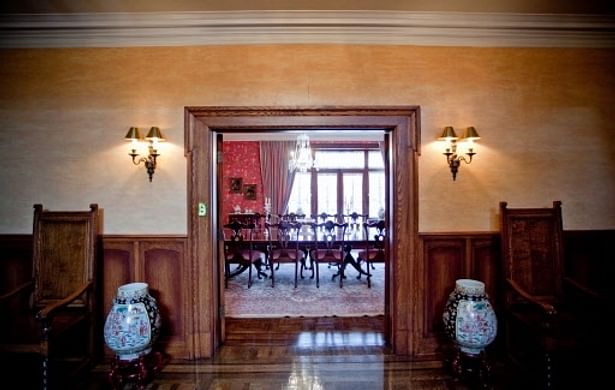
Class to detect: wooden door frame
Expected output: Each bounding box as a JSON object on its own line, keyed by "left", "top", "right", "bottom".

{"left": 184, "top": 106, "right": 421, "bottom": 358}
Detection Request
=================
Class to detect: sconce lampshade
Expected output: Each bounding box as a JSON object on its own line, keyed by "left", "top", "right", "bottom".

{"left": 145, "top": 126, "right": 165, "bottom": 142}
{"left": 464, "top": 126, "right": 481, "bottom": 141}
{"left": 124, "top": 127, "right": 141, "bottom": 141}
{"left": 439, "top": 126, "right": 458, "bottom": 141}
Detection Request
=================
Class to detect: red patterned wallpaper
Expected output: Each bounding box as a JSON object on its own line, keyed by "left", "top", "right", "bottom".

{"left": 222, "top": 141, "right": 264, "bottom": 222}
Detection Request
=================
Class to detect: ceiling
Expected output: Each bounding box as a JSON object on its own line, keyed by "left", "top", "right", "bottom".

{"left": 1, "top": 0, "right": 614, "bottom": 14}
{"left": 2, "top": 1, "right": 614, "bottom": 49}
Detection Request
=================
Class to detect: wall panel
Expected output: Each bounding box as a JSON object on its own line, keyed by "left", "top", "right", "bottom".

{"left": 1, "top": 230, "right": 610, "bottom": 362}
{"left": 415, "top": 233, "right": 498, "bottom": 360}
{"left": 142, "top": 241, "right": 186, "bottom": 356}
{"left": 102, "top": 236, "right": 189, "bottom": 359}
{"left": 0, "top": 235, "right": 32, "bottom": 294}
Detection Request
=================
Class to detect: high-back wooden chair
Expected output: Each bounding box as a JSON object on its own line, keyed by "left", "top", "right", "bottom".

{"left": 500, "top": 201, "right": 607, "bottom": 388}
{"left": 342, "top": 212, "right": 368, "bottom": 230}
{"left": 278, "top": 212, "right": 306, "bottom": 222}
{"left": 0, "top": 204, "right": 101, "bottom": 390}
{"left": 222, "top": 220, "right": 266, "bottom": 288}
{"left": 310, "top": 221, "right": 348, "bottom": 288}
{"left": 265, "top": 220, "right": 302, "bottom": 288}
{"left": 313, "top": 212, "right": 339, "bottom": 223}
{"left": 356, "top": 219, "right": 386, "bottom": 288}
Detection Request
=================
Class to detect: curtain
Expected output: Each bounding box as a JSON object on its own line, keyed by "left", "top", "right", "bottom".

{"left": 259, "top": 141, "right": 296, "bottom": 215}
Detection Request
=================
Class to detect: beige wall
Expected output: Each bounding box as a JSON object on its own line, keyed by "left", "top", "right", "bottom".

{"left": 0, "top": 45, "right": 614, "bottom": 234}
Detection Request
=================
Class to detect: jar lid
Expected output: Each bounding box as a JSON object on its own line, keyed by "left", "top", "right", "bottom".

{"left": 117, "top": 282, "right": 149, "bottom": 299}
{"left": 455, "top": 279, "right": 485, "bottom": 295}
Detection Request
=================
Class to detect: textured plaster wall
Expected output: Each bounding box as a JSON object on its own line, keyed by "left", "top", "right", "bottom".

{"left": 0, "top": 45, "right": 613, "bottom": 234}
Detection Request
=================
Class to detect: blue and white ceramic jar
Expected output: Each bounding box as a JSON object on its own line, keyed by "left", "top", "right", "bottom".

{"left": 442, "top": 279, "right": 497, "bottom": 355}
{"left": 104, "top": 282, "right": 161, "bottom": 361}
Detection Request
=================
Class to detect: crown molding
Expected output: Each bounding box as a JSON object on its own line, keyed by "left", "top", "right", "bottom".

{"left": 1, "top": 10, "right": 614, "bottom": 48}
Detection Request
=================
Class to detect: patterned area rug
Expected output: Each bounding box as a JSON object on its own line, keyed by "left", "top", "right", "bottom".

{"left": 225, "top": 263, "right": 385, "bottom": 318}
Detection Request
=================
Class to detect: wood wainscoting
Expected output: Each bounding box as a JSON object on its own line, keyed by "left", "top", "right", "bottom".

{"left": 102, "top": 236, "right": 190, "bottom": 359}
{"left": 1, "top": 230, "right": 612, "bottom": 362}
{"left": 415, "top": 232, "right": 500, "bottom": 360}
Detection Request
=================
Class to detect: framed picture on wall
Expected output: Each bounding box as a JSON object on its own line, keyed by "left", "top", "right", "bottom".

{"left": 244, "top": 184, "right": 257, "bottom": 200}
{"left": 230, "top": 177, "right": 242, "bottom": 193}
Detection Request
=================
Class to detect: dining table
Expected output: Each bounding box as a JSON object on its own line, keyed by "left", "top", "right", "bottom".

{"left": 222, "top": 221, "right": 385, "bottom": 284}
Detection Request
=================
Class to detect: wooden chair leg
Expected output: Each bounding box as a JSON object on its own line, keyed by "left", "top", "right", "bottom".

{"left": 248, "top": 263, "right": 253, "bottom": 288}
{"left": 224, "top": 262, "right": 230, "bottom": 288}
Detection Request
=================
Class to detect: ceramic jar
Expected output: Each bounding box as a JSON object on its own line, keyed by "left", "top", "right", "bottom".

{"left": 442, "top": 279, "right": 497, "bottom": 355}
{"left": 104, "top": 282, "right": 161, "bottom": 361}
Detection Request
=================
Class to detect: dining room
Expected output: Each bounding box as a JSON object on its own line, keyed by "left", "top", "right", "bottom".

{"left": 220, "top": 130, "right": 388, "bottom": 321}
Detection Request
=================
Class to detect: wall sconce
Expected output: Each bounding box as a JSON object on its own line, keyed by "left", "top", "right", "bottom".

{"left": 438, "top": 126, "right": 480, "bottom": 180}
{"left": 124, "top": 126, "right": 165, "bottom": 182}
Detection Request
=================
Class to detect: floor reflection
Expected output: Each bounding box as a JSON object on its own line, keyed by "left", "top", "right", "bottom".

{"left": 296, "top": 331, "right": 384, "bottom": 349}
{"left": 86, "top": 317, "right": 521, "bottom": 389}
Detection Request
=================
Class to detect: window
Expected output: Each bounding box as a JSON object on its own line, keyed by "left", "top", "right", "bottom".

{"left": 287, "top": 172, "right": 311, "bottom": 215}
{"left": 343, "top": 173, "right": 363, "bottom": 214}
{"left": 317, "top": 173, "right": 337, "bottom": 214}
{"left": 368, "top": 172, "right": 385, "bottom": 217}
{"left": 287, "top": 146, "right": 385, "bottom": 218}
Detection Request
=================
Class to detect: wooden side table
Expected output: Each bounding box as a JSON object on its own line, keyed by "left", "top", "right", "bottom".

{"left": 109, "top": 351, "right": 165, "bottom": 390}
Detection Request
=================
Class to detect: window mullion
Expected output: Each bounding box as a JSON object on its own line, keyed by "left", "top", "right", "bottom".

{"left": 311, "top": 169, "right": 317, "bottom": 216}
{"left": 337, "top": 170, "right": 343, "bottom": 217}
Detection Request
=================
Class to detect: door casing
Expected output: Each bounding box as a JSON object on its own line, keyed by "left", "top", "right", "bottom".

{"left": 184, "top": 106, "right": 421, "bottom": 358}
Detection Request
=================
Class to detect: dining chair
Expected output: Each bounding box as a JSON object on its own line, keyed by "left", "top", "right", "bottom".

{"left": 276, "top": 212, "right": 306, "bottom": 223}
{"left": 250, "top": 212, "right": 269, "bottom": 228}
{"left": 356, "top": 219, "right": 386, "bottom": 288}
{"left": 222, "top": 220, "right": 266, "bottom": 288}
{"left": 342, "top": 212, "right": 368, "bottom": 230}
{"left": 310, "top": 221, "right": 349, "bottom": 288}
{"left": 313, "top": 212, "right": 339, "bottom": 223}
{"left": 265, "top": 220, "right": 302, "bottom": 288}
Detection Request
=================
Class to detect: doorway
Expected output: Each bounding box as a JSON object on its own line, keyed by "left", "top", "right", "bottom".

{"left": 184, "top": 106, "right": 420, "bottom": 359}
{"left": 221, "top": 132, "right": 386, "bottom": 319}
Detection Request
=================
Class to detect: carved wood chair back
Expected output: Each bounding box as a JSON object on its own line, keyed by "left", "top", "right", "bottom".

{"left": 310, "top": 221, "right": 348, "bottom": 287}
{"left": 222, "top": 221, "right": 264, "bottom": 288}
{"left": 499, "top": 201, "right": 606, "bottom": 388}
{"left": 265, "top": 220, "right": 302, "bottom": 287}
{"left": 357, "top": 219, "right": 386, "bottom": 288}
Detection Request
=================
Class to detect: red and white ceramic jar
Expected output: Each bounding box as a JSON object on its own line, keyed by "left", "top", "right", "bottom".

{"left": 103, "top": 282, "right": 161, "bottom": 361}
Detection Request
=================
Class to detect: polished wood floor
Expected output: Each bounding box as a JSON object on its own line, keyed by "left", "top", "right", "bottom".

{"left": 83, "top": 316, "right": 520, "bottom": 389}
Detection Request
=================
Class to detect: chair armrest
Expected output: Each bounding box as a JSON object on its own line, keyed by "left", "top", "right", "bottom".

{"left": 506, "top": 278, "right": 556, "bottom": 315}
{"left": 0, "top": 280, "right": 33, "bottom": 303}
{"left": 562, "top": 276, "right": 602, "bottom": 301}
{"left": 36, "top": 281, "right": 93, "bottom": 321}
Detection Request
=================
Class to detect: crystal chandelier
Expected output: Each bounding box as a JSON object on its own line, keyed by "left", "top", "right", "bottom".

{"left": 289, "top": 133, "right": 315, "bottom": 172}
